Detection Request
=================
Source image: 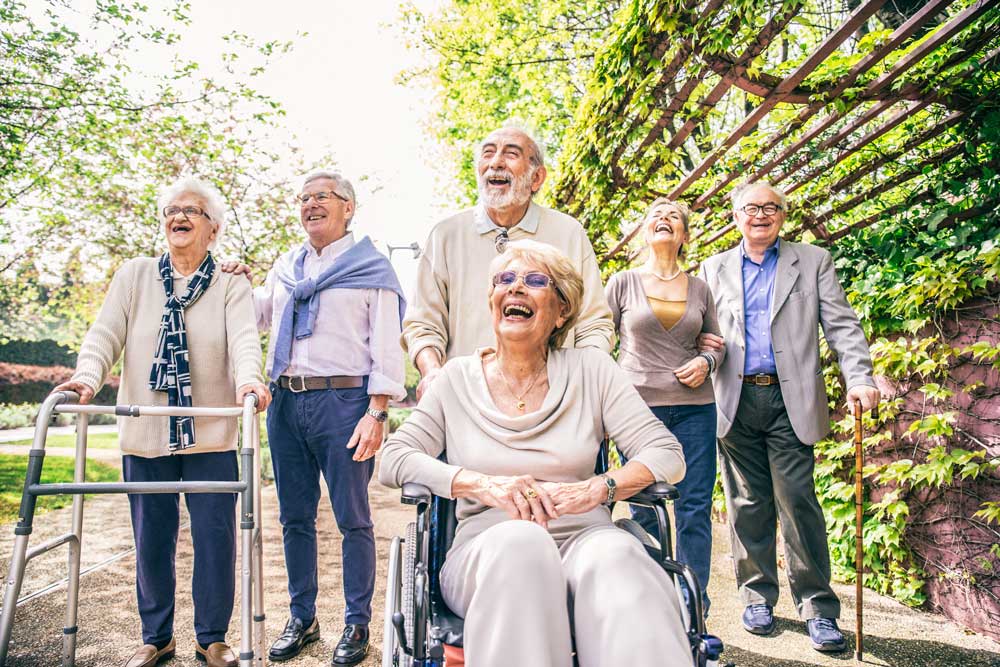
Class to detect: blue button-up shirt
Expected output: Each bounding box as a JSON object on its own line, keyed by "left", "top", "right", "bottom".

{"left": 742, "top": 239, "right": 780, "bottom": 375}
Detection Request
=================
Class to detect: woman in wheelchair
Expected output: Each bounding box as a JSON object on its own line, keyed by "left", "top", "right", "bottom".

{"left": 380, "top": 240, "right": 691, "bottom": 666}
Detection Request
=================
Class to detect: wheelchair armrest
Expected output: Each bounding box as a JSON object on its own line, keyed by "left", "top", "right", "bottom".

{"left": 401, "top": 482, "right": 433, "bottom": 506}
{"left": 627, "top": 482, "right": 679, "bottom": 505}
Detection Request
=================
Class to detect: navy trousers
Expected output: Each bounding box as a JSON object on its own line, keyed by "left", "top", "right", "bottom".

{"left": 630, "top": 402, "right": 718, "bottom": 613}
{"left": 267, "top": 380, "right": 376, "bottom": 625}
{"left": 123, "top": 451, "right": 238, "bottom": 647}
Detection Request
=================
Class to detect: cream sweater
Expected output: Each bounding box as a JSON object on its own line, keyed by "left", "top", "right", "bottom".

{"left": 401, "top": 204, "right": 615, "bottom": 362}
{"left": 379, "top": 347, "right": 686, "bottom": 550}
{"left": 71, "top": 258, "right": 264, "bottom": 457}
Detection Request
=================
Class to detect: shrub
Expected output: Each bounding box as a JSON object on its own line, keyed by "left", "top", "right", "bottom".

{"left": 0, "top": 339, "right": 77, "bottom": 367}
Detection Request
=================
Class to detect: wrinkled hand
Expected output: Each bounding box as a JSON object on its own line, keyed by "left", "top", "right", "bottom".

{"left": 675, "top": 356, "right": 709, "bottom": 388}
{"left": 539, "top": 479, "right": 606, "bottom": 517}
{"left": 469, "top": 474, "right": 558, "bottom": 527}
{"left": 846, "top": 384, "right": 880, "bottom": 414}
{"left": 416, "top": 367, "right": 443, "bottom": 402}
{"left": 51, "top": 381, "right": 95, "bottom": 404}
{"left": 219, "top": 261, "right": 253, "bottom": 283}
{"left": 696, "top": 332, "right": 724, "bottom": 352}
{"left": 347, "top": 414, "right": 385, "bottom": 462}
{"left": 237, "top": 383, "right": 271, "bottom": 413}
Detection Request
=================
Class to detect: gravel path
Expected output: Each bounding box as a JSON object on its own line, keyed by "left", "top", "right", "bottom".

{"left": 0, "top": 465, "right": 996, "bottom": 666}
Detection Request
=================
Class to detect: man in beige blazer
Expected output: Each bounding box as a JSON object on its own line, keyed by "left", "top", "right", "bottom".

{"left": 699, "top": 182, "right": 879, "bottom": 653}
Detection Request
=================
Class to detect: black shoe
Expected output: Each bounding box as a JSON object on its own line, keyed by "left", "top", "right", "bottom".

{"left": 742, "top": 603, "right": 776, "bottom": 635}
{"left": 331, "top": 624, "right": 369, "bottom": 666}
{"left": 269, "top": 617, "right": 320, "bottom": 662}
{"left": 807, "top": 617, "right": 847, "bottom": 652}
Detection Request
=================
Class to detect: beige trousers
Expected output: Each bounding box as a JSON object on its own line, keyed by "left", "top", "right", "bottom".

{"left": 440, "top": 509, "right": 690, "bottom": 667}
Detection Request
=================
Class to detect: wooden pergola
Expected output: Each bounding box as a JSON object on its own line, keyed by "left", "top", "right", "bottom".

{"left": 550, "top": 0, "right": 1000, "bottom": 265}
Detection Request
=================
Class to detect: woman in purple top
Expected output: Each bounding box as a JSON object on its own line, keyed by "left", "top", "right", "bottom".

{"left": 604, "top": 197, "right": 725, "bottom": 614}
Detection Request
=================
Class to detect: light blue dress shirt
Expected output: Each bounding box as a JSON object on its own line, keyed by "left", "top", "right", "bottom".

{"left": 742, "top": 239, "right": 780, "bottom": 375}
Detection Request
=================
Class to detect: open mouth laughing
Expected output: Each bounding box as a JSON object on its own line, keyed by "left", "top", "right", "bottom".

{"left": 502, "top": 300, "right": 535, "bottom": 320}
{"left": 484, "top": 169, "right": 512, "bottom": 188}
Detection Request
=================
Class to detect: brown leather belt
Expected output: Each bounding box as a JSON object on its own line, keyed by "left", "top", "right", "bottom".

{"left": 277, "top": 375, "right": 364, "bottom": 392}
{"left": 743, "top": 373, "right": 780, "bottom": 386}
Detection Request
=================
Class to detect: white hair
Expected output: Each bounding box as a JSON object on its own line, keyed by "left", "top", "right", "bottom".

{"left": 730, "top": 181, "right": 788, "bottom": 212}
{"left": 157, "top": 177, "right": 227, "bottom": 250}
{"left": 303, "top": 170, "right": 356, "bottom": 223}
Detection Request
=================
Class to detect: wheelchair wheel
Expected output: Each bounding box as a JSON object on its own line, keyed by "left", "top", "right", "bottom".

{"left": 401, "top": 521, "right": 417, "bottom": 652}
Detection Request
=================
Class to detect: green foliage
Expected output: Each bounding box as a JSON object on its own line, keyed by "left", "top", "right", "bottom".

{"left": 0, "top": 403, "right": 117, "bottom": 429}
{"left": 1, "top": 0, "right": 310, "bottom": 345}
{"left": 0, "top": 454, "right": 120, "bottom": 524}
{"left": 0, "top": 339, "right": 76, "bottom": 365}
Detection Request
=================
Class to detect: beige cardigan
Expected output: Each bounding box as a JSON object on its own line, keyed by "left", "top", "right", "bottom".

{"left": 71, "top": 257, "right": 264, "bottom": 457}
{"left": 379, "top": 347, "right": 686, "bottom": 550}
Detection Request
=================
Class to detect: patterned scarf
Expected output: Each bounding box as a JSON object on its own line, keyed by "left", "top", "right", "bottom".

{"left": 149, "top": 252, "right": 215, "bottom": 451}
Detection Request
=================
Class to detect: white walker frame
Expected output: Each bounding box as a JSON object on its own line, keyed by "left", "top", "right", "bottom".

{"left": 0, "top": 392, "right": 267, "bottom": 667}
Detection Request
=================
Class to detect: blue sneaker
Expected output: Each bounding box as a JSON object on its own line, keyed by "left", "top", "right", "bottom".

{"left": 807, "top": 617, "right": 846, "bottom": 652}
{"left": 741, "top": 604, "right": 775, "bottom": 635}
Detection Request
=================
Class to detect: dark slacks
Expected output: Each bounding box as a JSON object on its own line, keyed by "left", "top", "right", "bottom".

{"left": 630, "top": 402, "right": 717, "bottom": 613}
{"left": 718, "top": 384, "right": 840, "bottom": 619}
{"left": 267, "top": 380, "right": 375, "bottom": 625}
{"left": 123, "top": 451, "right": 238, "bottom": 647}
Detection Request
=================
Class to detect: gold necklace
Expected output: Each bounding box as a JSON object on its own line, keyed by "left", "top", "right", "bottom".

{"left": 494, "top": 354, "right": 547, "bottom": 411}
{"left": 649, "top": 266, "right": 682, "bottom": 281}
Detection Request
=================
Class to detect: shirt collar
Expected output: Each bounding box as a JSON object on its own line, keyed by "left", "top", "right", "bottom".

{"left": 304, "top": 231, "right": 355, "bottom": 260}
{"left": 741, "top": 237, "right": 780, "bottom": 261}
{"left": 474, "top": 201, "right": 541, "bottom": 235}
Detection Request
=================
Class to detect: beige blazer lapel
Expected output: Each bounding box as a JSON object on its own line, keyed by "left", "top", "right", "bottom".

{"left": 770, "top": 240, "right": 800, "bottom": 323}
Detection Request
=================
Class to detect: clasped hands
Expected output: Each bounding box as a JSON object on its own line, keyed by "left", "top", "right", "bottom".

{"left": 453, "top": 470, "right": 606, "bottom": 529}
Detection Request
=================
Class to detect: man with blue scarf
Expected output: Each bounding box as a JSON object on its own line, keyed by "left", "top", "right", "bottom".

{"left": 253, "top": 172, "right": 406, "bottom": 665}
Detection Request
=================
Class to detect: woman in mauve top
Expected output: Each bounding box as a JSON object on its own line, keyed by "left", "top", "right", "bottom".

{"left": 604, "top": 197, "right": 725, "bottom": 614}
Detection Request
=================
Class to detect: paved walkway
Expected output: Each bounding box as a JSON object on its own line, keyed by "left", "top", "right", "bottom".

{"left": 0, "top": 425, "right": 117, "bottom": 444}
{"left": 0, "top": 468, "right": 997, "bottom": 666}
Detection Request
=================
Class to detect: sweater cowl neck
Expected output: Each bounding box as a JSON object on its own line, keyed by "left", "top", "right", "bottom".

{"left": 446, "top": 347, "right": 574, "bottom": 443}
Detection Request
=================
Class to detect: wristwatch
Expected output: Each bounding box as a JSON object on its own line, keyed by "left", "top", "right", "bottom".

{"left": 366, "top": 407, "right": 389, "bottom": 423}
{"left": 599, "top": 473, "right": 617, "bottom": 505}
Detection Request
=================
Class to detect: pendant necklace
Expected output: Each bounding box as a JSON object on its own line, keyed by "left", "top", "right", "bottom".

{"left": 495, "top": 354, "right": 546, "bottom": 411}
{"left": 649, "top": 266, "right": 682, "bottom": 281}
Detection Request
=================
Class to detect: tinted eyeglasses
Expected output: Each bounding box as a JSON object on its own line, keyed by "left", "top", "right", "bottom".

{"left": 492, "top": 271, "right": 565, "bottom": 300}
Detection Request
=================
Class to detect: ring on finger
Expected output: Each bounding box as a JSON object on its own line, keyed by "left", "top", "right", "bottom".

{"left": 524, "top": 488, "right": 538, "bottom": 499}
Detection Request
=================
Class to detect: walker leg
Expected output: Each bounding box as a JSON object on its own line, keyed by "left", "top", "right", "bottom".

{"left": 0, "top": 537, "right": 31, "bottom": 666}
{"left": 252, "top": 528, "right": 265, "bottom": 667}
{"left": 239, "top": 434, "right": 255, "bottom": 667}
{"left": 61, "top": 416, "right": 88, "bottom": 667}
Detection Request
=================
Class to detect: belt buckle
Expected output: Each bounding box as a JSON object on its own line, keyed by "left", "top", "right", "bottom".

{"left": 754, "top": 374, "right": 772, "bottom": 386}
{"left": 287, "top": 376, "right": 308, "bottom": 393}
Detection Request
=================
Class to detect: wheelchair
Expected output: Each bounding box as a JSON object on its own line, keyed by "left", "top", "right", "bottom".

{"left": 382, "top": 447, "right": 725, "bottom": 667}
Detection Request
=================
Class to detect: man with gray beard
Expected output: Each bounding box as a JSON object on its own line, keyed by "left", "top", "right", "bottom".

{"left": 403, "top": 125, "right": 614, "bottom": 398}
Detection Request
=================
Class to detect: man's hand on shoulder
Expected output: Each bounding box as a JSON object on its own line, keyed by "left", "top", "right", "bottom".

{"left": 846, "top": 384, "right": 880, "bottom": 413}
{"left": 414, "top": 347, "right": 444, "bottom": 401}
{"left": 219, "top": 261, "right": 254, "bottom": 284}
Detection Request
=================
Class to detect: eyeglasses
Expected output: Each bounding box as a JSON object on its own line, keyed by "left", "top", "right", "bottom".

{"left": 493, "top": 270, "right": 564, "bottom": 299}
{"left": 739, "top": 203, "right": 783, "bottom": 217}
{"left": 163, "top": 205, "right": 211, "bottom": 220}
{"left": 297, "top": 191, "right": 349, "bottom": 205}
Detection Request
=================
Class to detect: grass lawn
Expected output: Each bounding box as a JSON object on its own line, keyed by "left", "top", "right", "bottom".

{"left": 0, "top": 453, "right": 120, "bottom": 524}
{"left": 4, "top": 432, "right": 119, "bottom": 449}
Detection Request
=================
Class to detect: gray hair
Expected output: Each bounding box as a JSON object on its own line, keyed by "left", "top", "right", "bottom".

{"left": 481, "top": 122, "right": 546, "bottom": 168}
{"left": 730, "top": 181, "right": 788, "bottom": 212}
{"left": 157, "top": 177, "right": 227, "bottom": 250}
{"left": 303, "top": 171, "right": 356, "bottom": 222}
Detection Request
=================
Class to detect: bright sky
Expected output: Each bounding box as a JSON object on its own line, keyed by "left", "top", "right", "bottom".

{"left": 147, "top": 0, "right": 454, "bottom": 296}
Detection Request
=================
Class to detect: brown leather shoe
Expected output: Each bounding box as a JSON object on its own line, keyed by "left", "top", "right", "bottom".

{"left": 194, "top": 641, "right": 237, "bottom": 667}
{"left": 123, "top": 638, "right": 175, "bottom": 667}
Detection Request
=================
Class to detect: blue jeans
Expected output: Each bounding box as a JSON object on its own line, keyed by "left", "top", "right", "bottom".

{"left": 267, "top": 380, "right": 376, "bottom": 626}
{"left": 630, "top": 403, "right": 717, "bottom": 613}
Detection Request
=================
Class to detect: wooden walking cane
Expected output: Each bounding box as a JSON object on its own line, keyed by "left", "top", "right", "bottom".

{"left": 854, "top": 400, "right": 878, "bottom": 662}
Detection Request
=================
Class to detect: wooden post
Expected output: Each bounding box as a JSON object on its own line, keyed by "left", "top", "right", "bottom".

{"left": 854, "top": 401, "right": 878, "bottom": 662}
